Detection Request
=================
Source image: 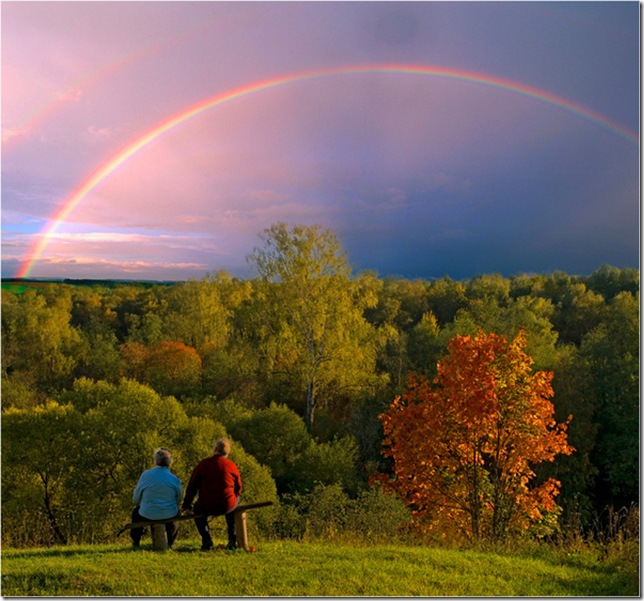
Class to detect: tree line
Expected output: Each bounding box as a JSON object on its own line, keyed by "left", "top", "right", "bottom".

{"left": 1, "top": 223, "right": 639, "bottom": 545}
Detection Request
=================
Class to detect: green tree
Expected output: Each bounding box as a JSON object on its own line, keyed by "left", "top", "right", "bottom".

{"left": 580, "top": 291, "right": 639, "bottom": 507}
{"left": 467, "top": 273, "right": 511, "bottom": 305}
{"left": 290, "top": 435, "right": 360, "bottom": 495}
{"left": 444, "top": 295, "right": 558, "bottom": 369}
{"left": 2, "top": 288, "right": 81, "bottom": 392}
{"left": 226, "top": 403, "right": 312, "bottom": 493}
{"left": 407, "top": 311, "right": 445, "bottom": 379}
{"left": 426, "top": 276, "right": 469, "bottom": 326}
{"left": 553, "top": 283, "right": 605, "bottom": 346}
{"left": 365, "top": 277, "right": 429, "bottom": 330}
{"left": 70, "top": 288, "right": 121, "bottom": 382}
{"left": 160, "top": 274, "right": 232, "bottom": 353}
{"left": 541, "top": 344, "right": 599, "bottom": 525}
{"left": 248, "top": 223, "right": 384, "bottom": 431}
{"left": 586, "top": 264, "right": 639, "bottom": 301}
{"left": 107, "top": 285, "right": 157, "bottom": 342}
{"left": 2, "top": 402, "right": 82, "bottom": 544}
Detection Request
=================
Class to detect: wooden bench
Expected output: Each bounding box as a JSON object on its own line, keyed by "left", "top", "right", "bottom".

{"left": 119, "top": 501, "right": 274, "bottom": 551}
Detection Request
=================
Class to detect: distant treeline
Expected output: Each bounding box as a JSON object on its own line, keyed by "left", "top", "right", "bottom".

{"left": 2, "top": 227, "right": 639, "bottom": 546}
{"left": 2, "top": 277, "right": 177, "bottom": 289}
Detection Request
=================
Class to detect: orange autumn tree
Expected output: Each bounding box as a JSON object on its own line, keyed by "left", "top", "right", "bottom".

{"left": 376, "top": 330, "right": 573, "bottom": 541}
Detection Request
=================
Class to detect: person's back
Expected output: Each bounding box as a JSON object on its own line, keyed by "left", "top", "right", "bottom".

{"left": 186, "top": 454, "right": 240, "bottom": 515}
{"left": 130, "top": 447, "right": 182, "bottom": 549}
{"left": 183, "top": 438, "right": 242, "bottom": 550}
{"left": 134, "top": 465, "right": 182, "bottom": 520}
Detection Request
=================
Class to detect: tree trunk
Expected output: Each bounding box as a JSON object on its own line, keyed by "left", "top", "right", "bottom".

{"left": 43, "top": 490, "right": 67, "bottom": 545}
{"left": 306, "top": 380, "right": 315, "bottom": 431}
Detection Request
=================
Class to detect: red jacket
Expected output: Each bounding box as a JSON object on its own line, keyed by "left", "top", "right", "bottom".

{"left": 182, "top": 454, "right": 242, "bottom": 515}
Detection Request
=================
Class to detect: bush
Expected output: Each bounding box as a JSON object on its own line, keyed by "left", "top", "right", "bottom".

{"left": 348, "top": 485, "right": 412, "bottom": 542}
{"left": 271, "top": 497, "right": 307, "bottom": 541}
{"left": 304, "top": 483, "right": 352, "bottom": 540}
{"left": 290, "top": 436, "right": 360, "bottom": 495}
{"left": 270, "top": 483, "right": 412, "bottom": 543}
{"left": 268, "top": 485, "right": 352, "bottom": 542}
{"left": 228, "top": 444, "right": 279, "bottom": 537}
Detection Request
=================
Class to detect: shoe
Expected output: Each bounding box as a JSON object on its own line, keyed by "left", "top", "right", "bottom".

{"left": 132, "top": 543, "right": 141, "bottom": 550}
{"left": 225, "top": 542, "right": 237, "bottom": 551}
{"left": 200, "top": 544, "right": 213, "bottom": 551}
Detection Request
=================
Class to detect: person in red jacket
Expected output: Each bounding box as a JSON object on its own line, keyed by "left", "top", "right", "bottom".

{"left": 182, "top": 438, "right": 242, "bottom": 550}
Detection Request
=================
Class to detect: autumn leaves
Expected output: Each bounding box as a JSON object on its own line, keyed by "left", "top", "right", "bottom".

{"left": 376, "top": 330, "right": 573, "bottom": 542}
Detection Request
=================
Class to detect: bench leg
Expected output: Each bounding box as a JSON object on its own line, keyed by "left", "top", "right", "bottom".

{"left": 151, "top": 523, "right": 168, "bottom": 551}
{"left": 234, "top": 511, "right": 249, "bottom": 551}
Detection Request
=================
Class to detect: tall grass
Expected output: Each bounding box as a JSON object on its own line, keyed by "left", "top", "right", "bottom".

{"left": 2, "top": 538, "right": 638, "bottom": 596}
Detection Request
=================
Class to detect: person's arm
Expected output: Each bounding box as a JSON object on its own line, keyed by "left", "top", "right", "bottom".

{"left": 182, "top": 463, "right": 201, "bottom": 510}
{"left": 233, "top": 463, "right": 242, "bottom": 498}
{"left": 132, "top": 472, "right": 146, "bottom": 506}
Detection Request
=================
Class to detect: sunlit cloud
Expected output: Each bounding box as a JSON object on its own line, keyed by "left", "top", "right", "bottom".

{"left": 45, "top": 257, "right": 207, "bottom": 272}
{"left": 84, "top": 125, "right": 112, "bottom": 142}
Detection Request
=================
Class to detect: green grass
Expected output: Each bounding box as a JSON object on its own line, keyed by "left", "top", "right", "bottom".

{"left": 1, "top": 539, "right": 638, "bottom": 596}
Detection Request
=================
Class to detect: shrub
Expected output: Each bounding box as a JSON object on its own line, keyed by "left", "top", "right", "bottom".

{"left": 348, "top": 484, "right": 412, "bottom": 542}
{"left": 304, "top": 483, "right": 352, "bottom": 540}
{"left": 290, "top": 436, "right": 359, "bottom": 495}
{"left": 271, "top": 497, "right": 307, "bottom": 541}
{"left": 269, "top": 483, "right": 412, "bottom": 543}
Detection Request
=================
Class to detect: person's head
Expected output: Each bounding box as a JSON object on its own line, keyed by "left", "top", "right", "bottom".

{"left": 154, "top": 447, "right": 173, "bottom": 467}
{"left": 213, "top": 438, "right": 231, "bottom": 457}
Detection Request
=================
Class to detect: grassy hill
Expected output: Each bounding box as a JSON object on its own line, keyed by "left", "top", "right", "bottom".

{"left": 1, "top": 539, "right": 638, "bottom": 596}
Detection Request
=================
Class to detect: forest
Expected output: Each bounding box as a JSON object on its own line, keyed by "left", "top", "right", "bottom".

{"left": 1, "top": 223, "right": 639, "bottom": 548}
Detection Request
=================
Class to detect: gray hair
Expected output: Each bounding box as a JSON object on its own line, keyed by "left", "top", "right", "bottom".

{"left": 214, "top": 439, "right": 231, "bottom": 457}
{"left": 154, "top": 448, "right": 173, "bottom": 467}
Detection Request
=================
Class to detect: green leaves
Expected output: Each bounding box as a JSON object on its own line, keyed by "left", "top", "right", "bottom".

{"left": 247, "top": 223, "right": 383, "bottom": 431}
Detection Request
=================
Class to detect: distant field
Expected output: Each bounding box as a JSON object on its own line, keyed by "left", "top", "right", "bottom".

{"left": 2, "top": 282, "right": 34, "bottom": 294}
{"left": 2, "top": 279, "right": 74, "bottom": 293}
{"left": 1, "top": 540, "right": 638, "bottom": 596}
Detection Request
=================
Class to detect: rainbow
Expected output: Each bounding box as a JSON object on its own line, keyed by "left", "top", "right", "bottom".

{"left": 16, "top": 63, "right": 639, "bottom": 278}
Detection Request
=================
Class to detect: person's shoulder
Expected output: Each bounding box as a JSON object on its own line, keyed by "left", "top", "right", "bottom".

{"left": 196, "top": 456, "right": 214, "bottom": 469}
{"left": 222, "top": 456, "right": 240, "bottom": 470}
{"left": 138, "top": 467, "right": 156, "bottom": 481}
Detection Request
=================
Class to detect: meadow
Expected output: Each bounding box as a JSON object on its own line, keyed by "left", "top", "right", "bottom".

{"left": 1, "top": 538, "right": 638, "bottom": 597}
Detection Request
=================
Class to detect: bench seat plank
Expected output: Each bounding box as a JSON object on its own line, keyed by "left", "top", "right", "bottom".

{"left": 118, "top": 501, "right": 274, "bottom": 543}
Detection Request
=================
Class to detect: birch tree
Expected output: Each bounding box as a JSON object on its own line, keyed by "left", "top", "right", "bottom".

{"left": 248, "top": 222, "right": 384, "bottom": 431}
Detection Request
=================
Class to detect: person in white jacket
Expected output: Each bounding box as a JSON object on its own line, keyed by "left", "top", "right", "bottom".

{"left": 131, "top": 448, "right": 182, "bottom": 549}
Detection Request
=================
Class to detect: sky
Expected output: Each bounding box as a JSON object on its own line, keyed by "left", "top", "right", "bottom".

{"left": 2, "top": 1, "right": 640, "bottom": 281}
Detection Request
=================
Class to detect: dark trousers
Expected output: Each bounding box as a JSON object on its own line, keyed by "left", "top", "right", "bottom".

{"left": 130, "top": 506, "right": 178, "bottom": 547}
{"left": 195, "top": 499, "right": 238, "bottom": 549}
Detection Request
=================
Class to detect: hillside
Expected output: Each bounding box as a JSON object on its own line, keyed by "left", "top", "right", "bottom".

{"left": 1, "top": 540, "right": 638, "bottom": 596}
